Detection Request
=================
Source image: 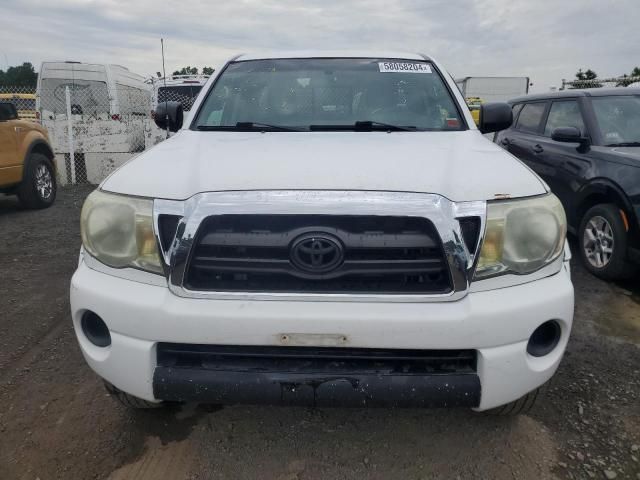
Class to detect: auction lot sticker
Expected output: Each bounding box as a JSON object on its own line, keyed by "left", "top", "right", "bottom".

{"left": 378, "top": 62, "right": 432, "bottom": 73}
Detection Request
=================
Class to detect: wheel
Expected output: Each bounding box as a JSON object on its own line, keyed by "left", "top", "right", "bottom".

{"left": 17, "top": 153, "right": 57, "bottom": 209}
{"left": 578, "top": 203, "right": 636, "bottom": 280}
{"left": 486, "top": 387, "right": 543, "bottom": 416}
{"left": 103, "top": 381, "right": 163, "bottom": 409}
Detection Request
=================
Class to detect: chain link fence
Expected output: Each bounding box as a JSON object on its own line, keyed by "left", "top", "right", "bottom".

{"left": 560, "top": 77, "right": 640, "bottom": 90}
{"left": 0, "top": 84, "right": 170, "bottom": 186}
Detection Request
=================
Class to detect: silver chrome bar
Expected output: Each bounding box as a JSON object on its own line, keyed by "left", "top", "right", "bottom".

{"left": 154, "top": 191, "right": 486, "bottom": 303}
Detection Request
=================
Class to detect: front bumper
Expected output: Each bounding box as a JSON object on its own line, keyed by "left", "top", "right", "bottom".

{"left": 70, "top": 259, "right": 574, "bottom": 411}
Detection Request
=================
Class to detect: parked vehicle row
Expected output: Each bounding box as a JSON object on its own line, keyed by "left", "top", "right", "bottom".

{"left": 8, "top": 53, "right": 636, "bottom": 419}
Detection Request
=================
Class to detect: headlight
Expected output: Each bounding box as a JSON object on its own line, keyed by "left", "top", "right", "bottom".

{"left": 474, "top": 194, "right": 566, "bottom": 279}
{"left": 80, "top": 190, "right": 162, "bottom": 274}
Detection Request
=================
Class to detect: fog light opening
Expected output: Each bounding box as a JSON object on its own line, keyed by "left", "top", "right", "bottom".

{"left": 527, "top": 320, "right": 561, "bottom": 357}
{"left": 81, "top": 311, "right": 111, "bottom": 347}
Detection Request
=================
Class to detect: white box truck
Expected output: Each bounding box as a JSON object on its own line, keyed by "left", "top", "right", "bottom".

{"left": 455, "top": 76, "right": 530, "bottom": 103}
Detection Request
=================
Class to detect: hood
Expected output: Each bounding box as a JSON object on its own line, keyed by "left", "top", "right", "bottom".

{"left": 102, "top": 130, "right": 546, "bottom": 202}
{"left": 610, "top": 146, "right": 640, "bottom": 161}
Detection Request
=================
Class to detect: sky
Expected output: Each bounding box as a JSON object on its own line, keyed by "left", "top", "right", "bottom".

{"left": 1, "top": 0, "right": 639, "bottom": 92}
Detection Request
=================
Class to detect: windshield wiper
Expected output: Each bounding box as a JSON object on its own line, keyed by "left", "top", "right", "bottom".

{"left": 605, "top": 141, "right": 640, "bottom": 147}
{"left": 196, "top": 122, "right": 303, "bottom": 132}
{"left": 236, "top": 122, "right": 304, "bottom": 132}
{"left": 310, "top": 121, "right": 417, "bottom": 132}
{"left": 355, "top": 121, "right": 417, "bottom": 131}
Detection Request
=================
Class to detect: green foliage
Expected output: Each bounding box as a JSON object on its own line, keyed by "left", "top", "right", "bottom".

{"left": 172, "top": 66, "right": 215, "bottom": 76}
{"left": 172, "top": 66, "right": 199, "bottom": 75}
{"left": 575, "top": 68, "right": 598, "bottom": 81}
{"left": 615, "top": 67, "right": 640, "bottom": 87}
{"left": 0, "top": 62, "right": 37, "bottom": 87}
{"left": 572, "top": 68, "right": 601, "bottom": 89}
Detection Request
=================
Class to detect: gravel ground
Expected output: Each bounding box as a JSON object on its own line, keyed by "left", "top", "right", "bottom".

{"left": 0, "top": 187, "right": 638, "bottom": 480}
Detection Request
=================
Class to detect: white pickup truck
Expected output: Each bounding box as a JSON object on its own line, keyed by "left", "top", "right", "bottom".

{"left": 71, "top": 52, "right": 574, "bottom": 414}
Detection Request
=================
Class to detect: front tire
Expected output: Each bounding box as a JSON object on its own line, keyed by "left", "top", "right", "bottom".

{"left": 17, "top": 153, "right": 57, "bottom": 209}
{"left": 486, "top": 387, "right": 543, "bottom": 416}
{"left": 578, "top": 204, "right": 635, "bottom": 280}
{"left": 103, "top": 381, "right": 163, "bottom": 409}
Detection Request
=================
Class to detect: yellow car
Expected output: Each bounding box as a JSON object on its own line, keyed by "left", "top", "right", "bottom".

{"left": 0, "top": 93, "right": 38, "bottom": 121}
{"left": 0, "top": 101, "right": 56, "bottom": 208}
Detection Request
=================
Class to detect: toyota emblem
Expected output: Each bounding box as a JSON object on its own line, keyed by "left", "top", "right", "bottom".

{"left": 290, "top": 233, "right": 344, "bottom": 273}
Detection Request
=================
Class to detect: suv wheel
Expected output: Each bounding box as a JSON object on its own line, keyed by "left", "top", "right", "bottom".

{"left": 579, "top": 204, "right": 636, "bottom": 280}
{"left": 17, "top": 153, "right": 57, "bottom": 209}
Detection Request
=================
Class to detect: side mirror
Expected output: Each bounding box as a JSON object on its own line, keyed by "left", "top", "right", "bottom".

{"left": 154, "top": 101, "right": 184, "bottom": 132}
{"left": 0, "top": 102, "right": 18, "bottom": 121}
{"left": 551, "top": 126, "right": 588, "bottom": 145}
{"left": 478, "top": 102, "right": 513, "bottom": 134}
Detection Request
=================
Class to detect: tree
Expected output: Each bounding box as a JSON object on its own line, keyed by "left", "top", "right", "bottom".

{"left": 0, "top": 62, "right": 38, "bottom": 87}
{"left": 572, "top": 68, "right": 601, "bottom": 89}
{"left": 575, "top": 68, "right": 598, "bottom": 81}
{"left": 615, "top": 67, "right": 640, "bottom": 87}
{"left": 172, "top": 66, "right": 199, "bottom": 76}
{"left": 171, "top": 66, "right": 215, "bottom": 76}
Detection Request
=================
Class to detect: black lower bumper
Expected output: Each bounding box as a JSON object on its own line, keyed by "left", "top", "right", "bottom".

{"left": 153, "top": 344, "right": 481, "bottom": 408}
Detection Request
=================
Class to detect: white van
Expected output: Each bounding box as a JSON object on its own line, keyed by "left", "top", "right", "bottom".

{"left": 37, "top": 61, "right": 151, "bottom": 119}
{"left": 37, "top": 62, "right": 152, "bottom": 159}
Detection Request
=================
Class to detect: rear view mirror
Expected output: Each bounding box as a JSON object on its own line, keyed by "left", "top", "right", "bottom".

{"left": 0, "top": 102, "right": 18, "bottom": 121}
{"left": 551, "top": 126, "right": 588, "bottom": 145}
{"left": 478, "top": 103, "right": 513, "bottom": 134}
{"left": 155, "top": 101, "right": 184, "bottom": 132}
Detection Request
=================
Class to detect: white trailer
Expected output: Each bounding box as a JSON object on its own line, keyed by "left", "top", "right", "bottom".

{"left": 149, "top": 74, "right": 210, "bottom": 114}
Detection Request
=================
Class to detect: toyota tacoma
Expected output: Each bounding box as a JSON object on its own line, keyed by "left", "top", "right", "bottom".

{"left": 71, "top": 52, "right": 574, "bottom": 414}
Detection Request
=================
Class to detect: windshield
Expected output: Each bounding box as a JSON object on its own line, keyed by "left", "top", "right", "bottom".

{"left": 158, "top": 85, "right": 203, "bottom": 111}
{"left": 40, "top": 78, "right": 110, "bottom": 115}
{"left": 592, "top": 95, "right": 640, "bottom": 145}
{"left": 193, "top": 58, "right": 464, "bottom": 131}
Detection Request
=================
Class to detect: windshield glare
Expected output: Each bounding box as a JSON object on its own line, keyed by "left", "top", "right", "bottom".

{"left": 193, "top": 58, "right": 464, "bottom": 131}
{"left": 592, "top": 95, "right": 640, "bottom": 145}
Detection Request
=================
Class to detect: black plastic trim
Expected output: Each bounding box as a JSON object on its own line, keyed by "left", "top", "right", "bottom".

{"left": 153, "top": 344, "right": 480, "bottom": 407}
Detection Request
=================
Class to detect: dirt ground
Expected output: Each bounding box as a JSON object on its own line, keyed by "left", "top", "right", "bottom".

{"left": 0, "top": 187, "right": 639, "bottom": 480}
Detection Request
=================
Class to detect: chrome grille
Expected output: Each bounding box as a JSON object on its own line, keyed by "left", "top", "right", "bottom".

{"left": 184, "top": 215, "right": 451, "bottom": 294}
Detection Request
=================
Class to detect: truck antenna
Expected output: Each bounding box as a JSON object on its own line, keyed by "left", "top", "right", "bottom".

{"left": 161, "top": 38, "right": 169, "bottom": 139}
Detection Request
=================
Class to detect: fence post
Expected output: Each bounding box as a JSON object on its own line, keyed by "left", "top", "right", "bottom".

{"left": 65, "top": 86, "right": 76, "bottom": 185}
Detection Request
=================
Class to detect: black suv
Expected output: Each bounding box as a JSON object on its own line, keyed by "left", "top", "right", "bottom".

{"left": 495, "top": 88, "right": 640, "bottom": 279}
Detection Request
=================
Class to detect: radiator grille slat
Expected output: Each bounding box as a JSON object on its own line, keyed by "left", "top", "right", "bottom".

{"left": 184, "top": 215, "right": 452, "bottom": 294}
